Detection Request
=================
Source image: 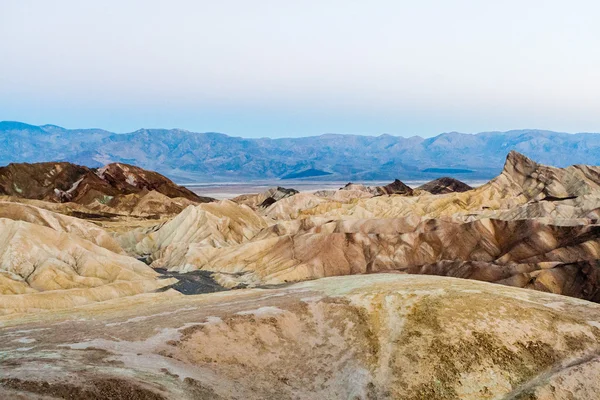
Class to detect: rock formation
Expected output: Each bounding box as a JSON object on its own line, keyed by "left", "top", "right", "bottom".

{"left": 0, "top": 161, "right": 213, "bottom": 216}
{"left": 116, "top": 151, "right": 600, "bottom": 303}
{"left": 118, "top": 200, "right": 269, "bottom": 262}
{"left": 376, "top": 178, "right": 414, "bottom": 195}
{"left": 340, "top": 179, "right": 414, "bottom": 196}
{"left": 293, "top": 151, "right": 600, "bottom": 221}
{"left": 417, "top": 176, "right": 473, "bottom": 194}
{"left": 146, "top": 216, "right": 600, "bottom": 298}
{"left": 232, "top": 186, "right": 299, "bottom": 210}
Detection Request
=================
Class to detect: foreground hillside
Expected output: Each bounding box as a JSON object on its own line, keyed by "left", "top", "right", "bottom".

{"left": 1, "top": 150, "right": 600, "bottom": 398}
{"left": 2, "top": 275, "right": 600, "bottom": 399}
{"left": 3, "top": 121, "right": 600, "bottom": 181}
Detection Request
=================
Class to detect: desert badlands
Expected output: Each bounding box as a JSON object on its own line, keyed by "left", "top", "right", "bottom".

{"left": 1, "top": 152, "right": 600, "bottom": 399}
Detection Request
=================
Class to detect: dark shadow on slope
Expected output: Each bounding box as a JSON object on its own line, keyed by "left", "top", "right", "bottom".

{"left": 155, "top": 268, "right": 227, "bottom": 295}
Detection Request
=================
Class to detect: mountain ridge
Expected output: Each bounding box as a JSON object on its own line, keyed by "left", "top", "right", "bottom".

{"left": 2, "top": 121, "right": 600, "bottom": 182}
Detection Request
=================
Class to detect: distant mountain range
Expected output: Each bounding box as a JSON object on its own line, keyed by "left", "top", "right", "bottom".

{"left": 1, "top": 121, "right": 599, "bottom": 182}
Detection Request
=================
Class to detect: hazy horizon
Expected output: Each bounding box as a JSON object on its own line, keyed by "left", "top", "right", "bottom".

{"left": 2, "top": 0, "right": 599, "bottom": 138}
{"left": 3, "top": 120, "right": 599, "bottom": 140}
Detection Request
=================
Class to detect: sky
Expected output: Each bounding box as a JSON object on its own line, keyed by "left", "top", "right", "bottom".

{"left": 1, "top": 0, "right": 599, "bottom": 138}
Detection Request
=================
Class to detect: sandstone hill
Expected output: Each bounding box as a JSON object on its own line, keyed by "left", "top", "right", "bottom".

{"left": 0, "top": 218, "right": 174, "bottom": 314}
{"left": 0, "top": 201, "right": 124, "bottom": 253}
{"left": 0, "top": 201, "right": 175, "bottom": 313}
{"left": 118, "top": 200, "right": 269, "bottom": 263}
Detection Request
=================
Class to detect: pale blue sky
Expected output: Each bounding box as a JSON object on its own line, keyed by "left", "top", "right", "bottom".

{"left": 1, "top": 0, "right": 599, "bottom": 137}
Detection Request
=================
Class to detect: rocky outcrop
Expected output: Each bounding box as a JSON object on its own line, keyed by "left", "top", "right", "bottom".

{"left": 0, "top": 161, "right": 100, "bottom": 201}
{"left": 417, "top": 176, "right": 473, "bottom": 194}
{"left": 341, "top": 179, "right": 413, "bottom": 196}
{"left": 95, "top": 163, "right": 204, "bottom": 200}
{"left": 0, "top": 161, "right": 213, "bottom": 215}
{"left": 375, "top": 178, "right": 414, "bottom": 195}
{"left": 262, "top": 192, "right": 329, "bottom": 220}
{"left": 232, "top": 186, "right": 299, "bottom": 210}
{"left": 2, "top": 274, "right": 600, "bottom": 399}
{"left": 499, "top": 150, "right": 600, "bottom": 201}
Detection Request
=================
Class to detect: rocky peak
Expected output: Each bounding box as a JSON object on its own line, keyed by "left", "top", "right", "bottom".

{"left": 97, "top": 162, "right": 202, "bottom": 201}
{"left": 498, "top": 150, "right": 600, "bottom": 201}
{"left": 257, "top": 187, "right": 299, "bottom": 208}
{"left": 341, "top": 182, "right": 367, "bottom": 191}
{"left": 0, "top": 162, "right": 92, "bottom": 200}
{"left": 502, "top": 151, "right": 539, "bottom": 180}
{"left": 341, "top": 179, "right": 413, "bottom": 196}
{"left": 376, "top": 179, "right": 413, "bottom": 195}
{"left": 417, "top": 177, "right": 473, "bottom": 194}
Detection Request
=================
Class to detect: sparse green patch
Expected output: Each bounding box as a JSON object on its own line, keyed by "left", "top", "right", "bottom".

{"left": 97, "top": 195, "right": 114, "bottom": 204}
